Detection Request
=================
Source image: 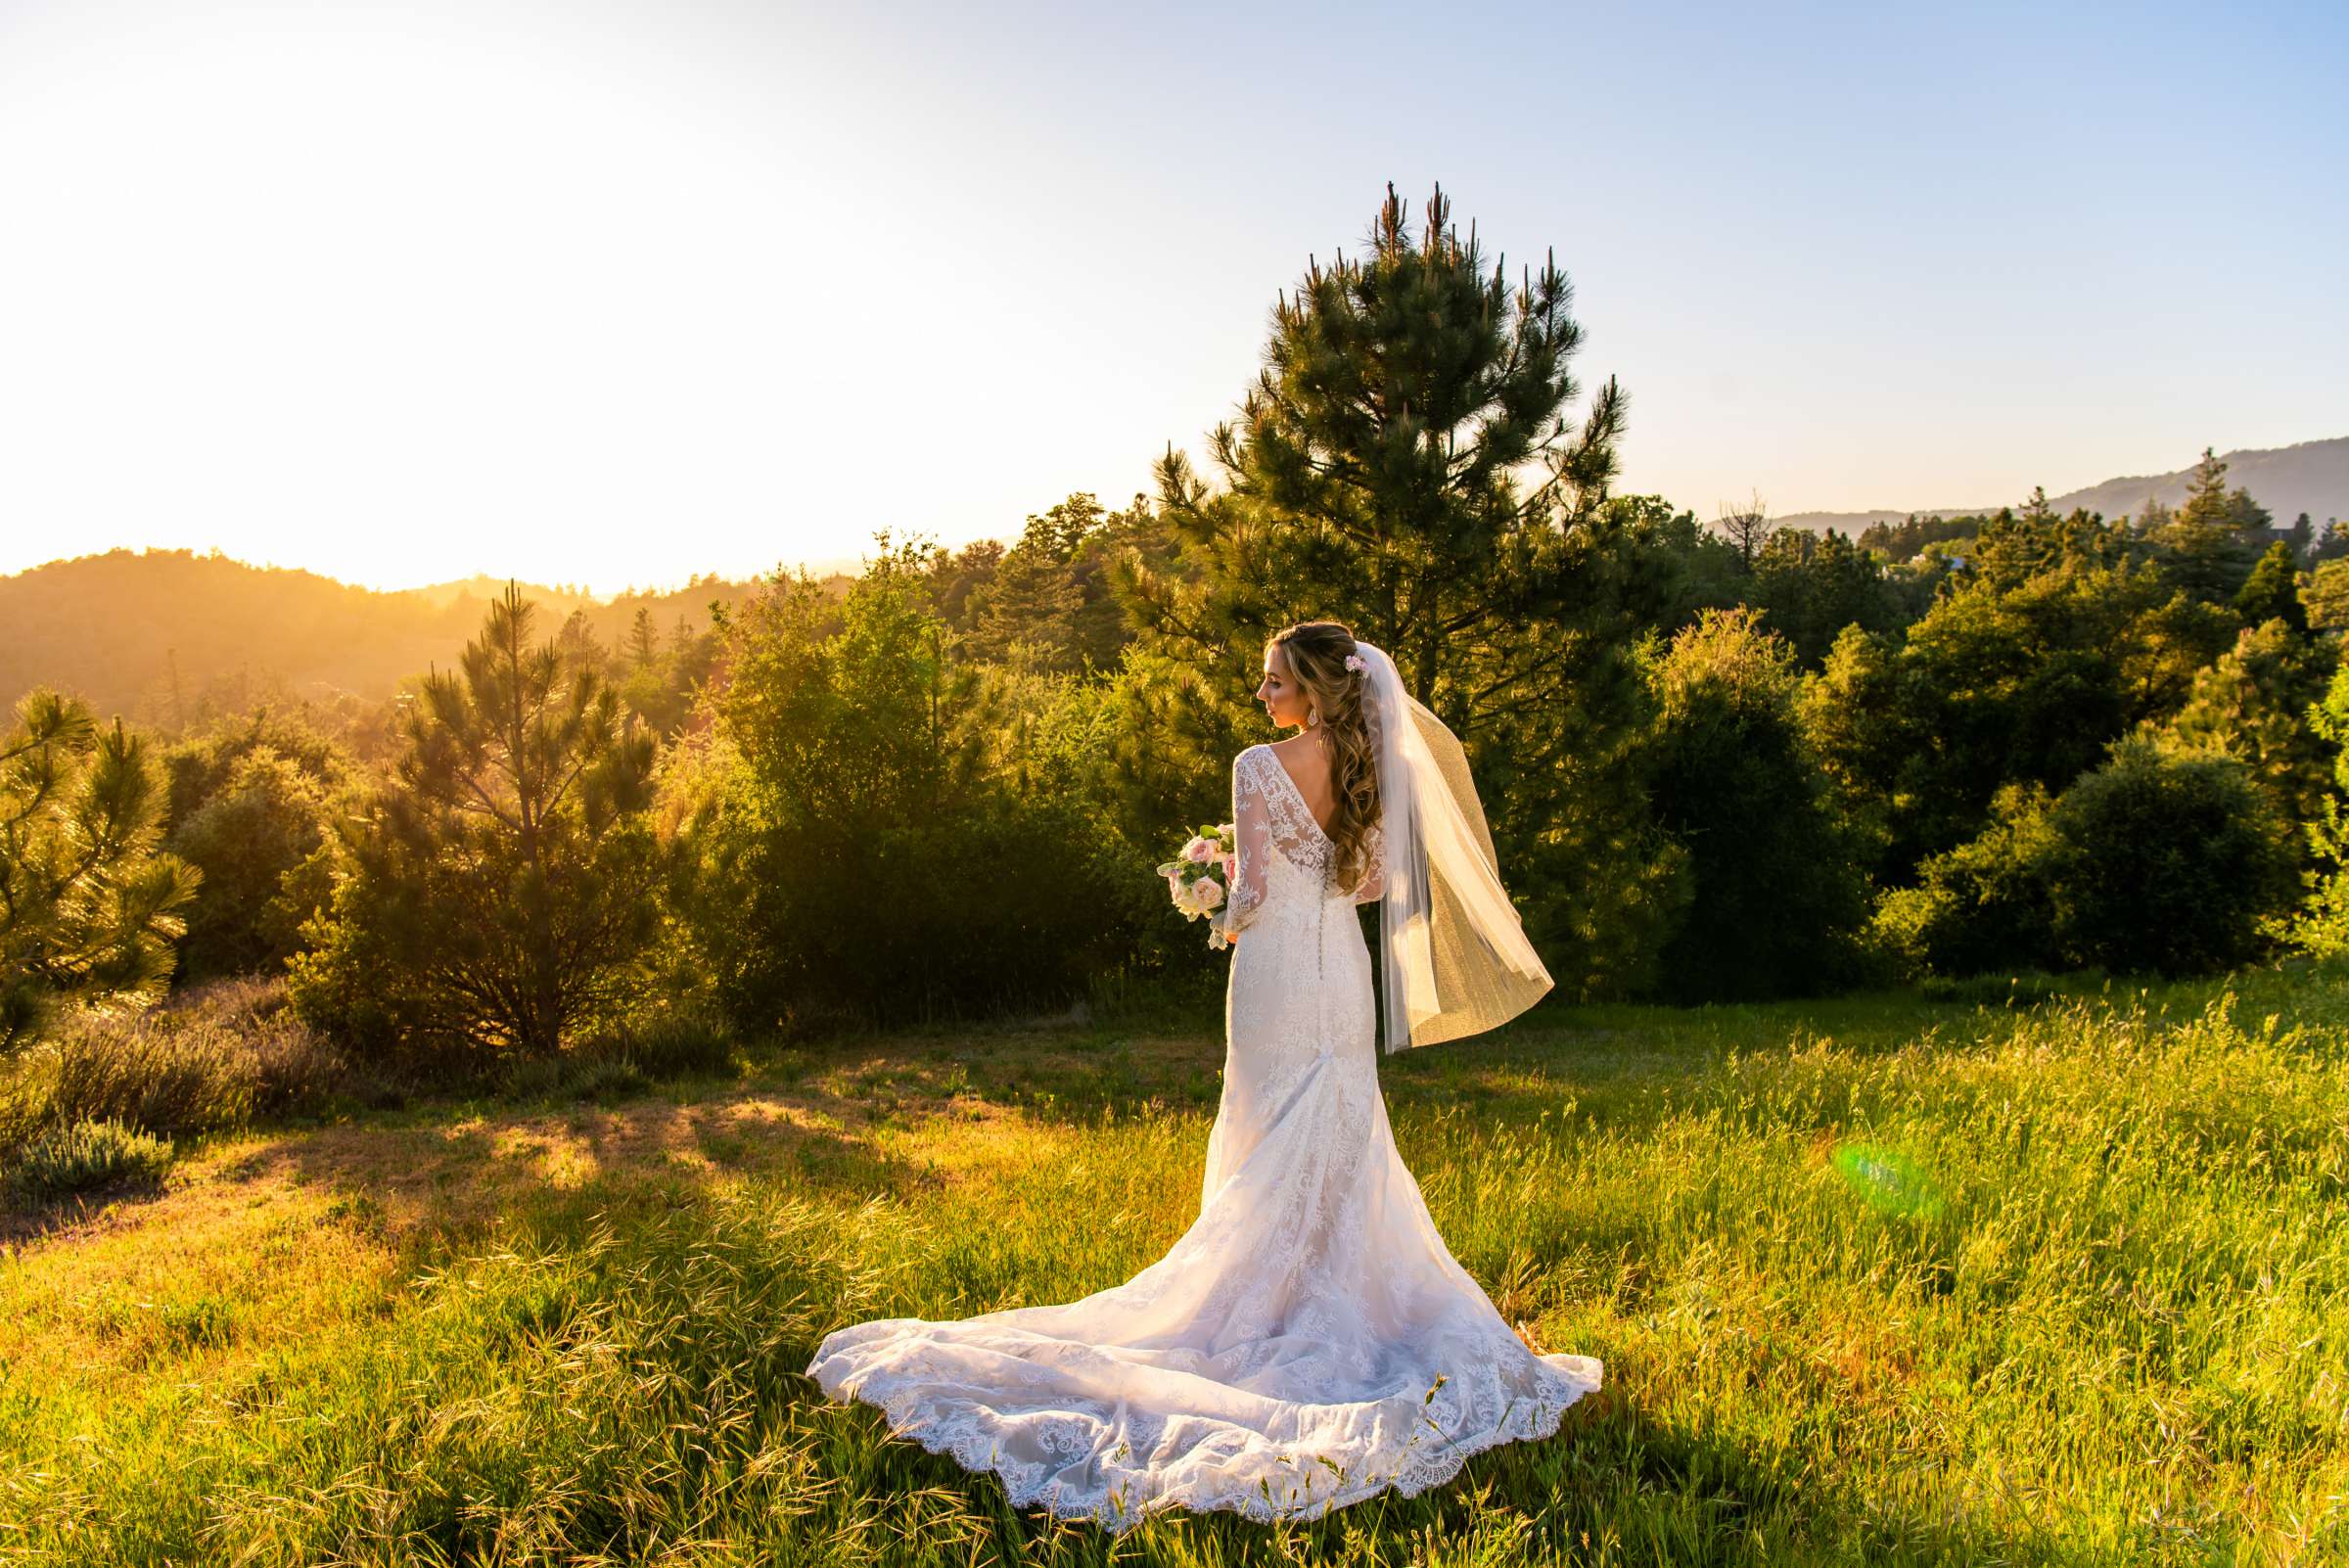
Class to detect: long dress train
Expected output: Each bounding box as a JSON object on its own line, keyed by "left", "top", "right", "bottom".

{"left": 804, "top": 742, "right": 1601, "bottom": 1531}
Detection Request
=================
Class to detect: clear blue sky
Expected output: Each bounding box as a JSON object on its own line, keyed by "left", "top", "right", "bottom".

{"left": 0, "top": 0, "right": 2340, "bottom": 593}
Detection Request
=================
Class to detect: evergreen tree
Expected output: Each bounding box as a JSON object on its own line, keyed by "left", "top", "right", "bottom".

{"left": 1801, "top": 556, "right": 2236, "bottom": 879}
{"left": 1113, "top": 182, "right": 1679, "bottom": 997}
{"left": 1069, "top": 493, "right": 1171, "bottom": 669}
{"left": 2314, "top": 519, "right": 2349, "bottom": 566}
{"left": 1, "top": 692, "right": 201, "bottom": 1048}
{"left": 2288, "top": 511, "right": 2315, "bottom": 563}
{"left": 926, "top": 538, "right": 1005, "bottom": 632}
{"left": 1024, "top": 493, "right": 1105, "bottom": 563}
{"left": 169, "top": 746, "right": 336, "bottom": 980}
{"left": 973, "top": 539, "right": 1083, "bottom": 671}
{"left": 2304, "top": 559, "right": 2349, "bottom": 632}
{"left": 2234, "top": 540, "right": 2307, "bottom": 630}
{"left": 554, "top": 603, "right": 613, "bottom": 681}
{"left": 2159, "top": 446, "right": 2272, "bottom": 605}
{"left": 628, "top": 606, "right": 662, "bottom": 669}
{"left": 2154, "top": 617, "right": 2337, "bottom": 835}
{"left": 289, "top": 584, "right": 662, "bottom": 1059}
{"left": 1974, "top": 500, "right": 2131, "bottom": 591}
{"left": 1638, "top": 608, "right": 1872, "bottom": 1000}
{"left": 1747, "top": 527, "right": 1899, "bottom": 668}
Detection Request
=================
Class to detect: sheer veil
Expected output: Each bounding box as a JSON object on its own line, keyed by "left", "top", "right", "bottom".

{"left": 1354, "top": 641, "right": 1554, "bottom": 1051}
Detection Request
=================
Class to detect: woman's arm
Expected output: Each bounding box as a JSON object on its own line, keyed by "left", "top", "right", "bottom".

{"left": 1218, "top": 751, "right": 1272, "bottom": 941}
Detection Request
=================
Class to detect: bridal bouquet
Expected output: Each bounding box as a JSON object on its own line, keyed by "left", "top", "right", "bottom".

{"left": 1157, "top": 824, "right": 1237, "bottom": 948}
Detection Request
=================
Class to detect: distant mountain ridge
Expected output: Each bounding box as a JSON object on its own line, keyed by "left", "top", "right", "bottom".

{"left": 1770, "top": 435, "right": 2349, "bottom": 536}
{"left": 0, "top": 548, "right": 772, "bottom": 722}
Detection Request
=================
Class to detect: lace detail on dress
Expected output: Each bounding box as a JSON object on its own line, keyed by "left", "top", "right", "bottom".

{"left": 804, "top": 742, "right": 1601, "bottom": 1532}
{"left": 1224, "top": 746, "right": 1383, "bottom": 940}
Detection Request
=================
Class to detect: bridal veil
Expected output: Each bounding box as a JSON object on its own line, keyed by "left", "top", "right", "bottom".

{"left": 1353, "top": 640, "right": 1554, "bottom": 1051}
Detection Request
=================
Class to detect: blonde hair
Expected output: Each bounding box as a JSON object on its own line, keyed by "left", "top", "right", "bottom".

{"left": 1267, "top": 621, "right": 1379, "bottom": 895}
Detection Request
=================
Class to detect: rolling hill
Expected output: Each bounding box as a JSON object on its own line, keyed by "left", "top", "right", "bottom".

{"left": 1770, "top": 435, "right": 2348, "bottom": 536}
{"left": 0, "top": 548, "right": 766, "bottom": 723}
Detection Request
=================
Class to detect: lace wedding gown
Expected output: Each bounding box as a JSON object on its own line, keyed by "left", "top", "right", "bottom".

{"left": 805, "top": 742, "right": 1601, "bottom": 1531}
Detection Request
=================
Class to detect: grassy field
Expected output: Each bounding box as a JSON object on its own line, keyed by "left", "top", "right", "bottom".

{"left": 3, "top": 964, "right": 2346, "bottom": 1566}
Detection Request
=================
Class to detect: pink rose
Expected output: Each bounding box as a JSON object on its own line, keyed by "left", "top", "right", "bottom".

{"left": 1194, "top": 877, "right": 1224, "bottom": 910}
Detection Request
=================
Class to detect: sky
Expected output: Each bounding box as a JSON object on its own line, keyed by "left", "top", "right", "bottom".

{"left": 1, "top": 0, "right": 2342, "bottom": 596}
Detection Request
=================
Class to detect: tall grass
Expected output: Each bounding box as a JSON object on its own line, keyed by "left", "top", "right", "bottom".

{"left": 1, "top": 970, "right": 2343, "bottom": 1564}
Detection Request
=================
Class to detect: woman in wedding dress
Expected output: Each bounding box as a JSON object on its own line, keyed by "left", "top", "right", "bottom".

{"left": 806, "top": 621, "right": 1601, "bottom": 1531}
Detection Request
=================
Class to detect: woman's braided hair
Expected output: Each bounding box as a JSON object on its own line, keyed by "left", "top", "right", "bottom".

{"left": 1267, "top": 621, "right": 1379, "bottom": 896}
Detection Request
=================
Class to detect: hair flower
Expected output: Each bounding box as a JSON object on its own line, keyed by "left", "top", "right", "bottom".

{"left": 1344, "top": 653, "right": 1367, "bottom": 673}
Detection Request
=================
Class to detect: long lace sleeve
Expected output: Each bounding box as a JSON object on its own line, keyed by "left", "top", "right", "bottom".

{"left": 1220, "top": 750, "right": 1272, "bottom": 938}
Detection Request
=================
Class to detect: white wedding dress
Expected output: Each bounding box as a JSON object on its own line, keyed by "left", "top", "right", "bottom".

{"left": 805, "top": 742, "right": 1601, "bottom": 1531}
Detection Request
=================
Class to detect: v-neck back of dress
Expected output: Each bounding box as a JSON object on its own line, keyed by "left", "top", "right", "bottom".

{"left": 1263, "top": 745, "right": 1336, "bottom": 843}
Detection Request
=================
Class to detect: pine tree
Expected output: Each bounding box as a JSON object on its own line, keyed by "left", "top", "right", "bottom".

{"left": 1, "top": 692, "right": 201, "bottom": 1048}
{"left": 2160, "top": 446, "right": 2272, "bottom": 605}
{"left": 973, "top": 541, "right": 1082, "bottom": 671}
{"left": 289, "top": 584, "right": 662, "bottom": 1057}
{"left": 1112, "top": 182, "right": 1678, "bottom": 998}
{"left": 628, "top": 606, "right": 662, "bottom": 669}
{"left": 2234, "top": 540, "right": 2307, "bottom": 630}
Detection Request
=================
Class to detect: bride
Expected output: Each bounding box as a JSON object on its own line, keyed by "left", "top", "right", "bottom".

{"left": 806, "top": 621, "right": 1601, "bottom": 1531}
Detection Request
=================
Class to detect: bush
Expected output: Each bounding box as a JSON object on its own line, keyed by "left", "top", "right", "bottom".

{"left": 2043, "top": 734, "right": 2297, "bottom": 976}
{"left": 1879, "top": 737, "right": 2295, "bottom": 980}
{"left": 5, "top": 1116, "right": 172, "bottom": 1203}
{"left": 167, "top": 747, "right": 337, "bottom": 979}
{"left": 10, "top": 977, "right": 349, "bottom": 1143}
{"left": 1871, "top": 783, "right": 2062, "bottom": 980}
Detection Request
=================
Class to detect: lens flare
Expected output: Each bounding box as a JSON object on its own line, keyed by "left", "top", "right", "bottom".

{"left": 1831, "top": 1142, "right": 1944, "bottom": 1220}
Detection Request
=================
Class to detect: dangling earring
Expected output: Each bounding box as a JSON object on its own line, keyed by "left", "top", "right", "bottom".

{"left": 1307, "top": 706, "right": 1319, "bottom": 727}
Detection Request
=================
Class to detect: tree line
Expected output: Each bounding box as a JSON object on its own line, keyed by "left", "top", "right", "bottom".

{"left": 8, "top": 181, "right": 2347, "bottom": 1072}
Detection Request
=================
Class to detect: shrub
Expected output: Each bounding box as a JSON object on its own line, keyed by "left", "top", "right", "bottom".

{"left": 13, "top": 977, "right": 348, "bottom": 1142}
{"left": 167, "top": 747, "right": 337, "bottom": 979}
{"left": 1871, "top": 783, "right": 2062, "bottom": 980}
{"left": 2044, "top": 734, "right": 2296, "bottom": 976}
{"left": 5, "top": 1116, "right": 172, "bottom": 1203}
{"left": 1880, "top": 737, "right": 2295, "bottom": 979}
